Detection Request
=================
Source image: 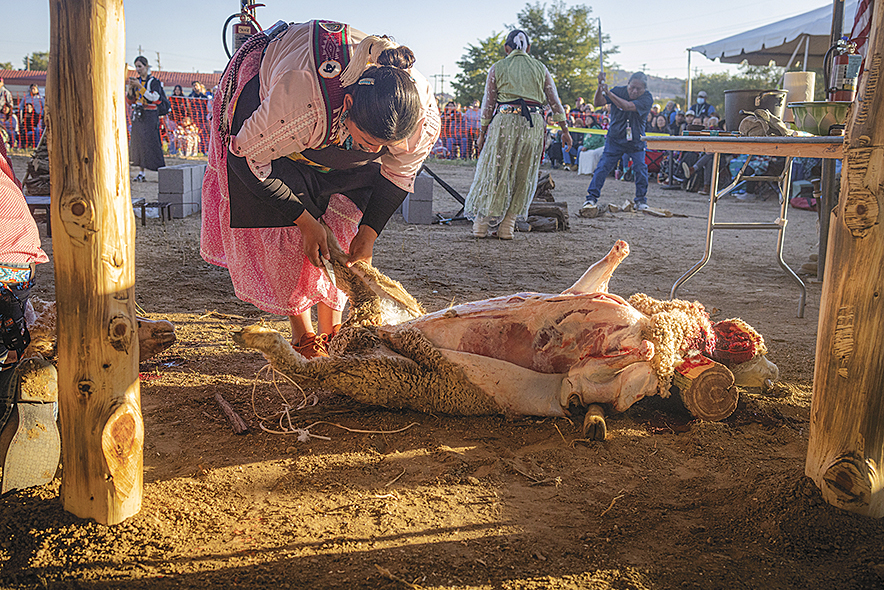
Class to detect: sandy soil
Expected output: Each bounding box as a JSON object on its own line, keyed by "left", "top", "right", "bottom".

{"left": 2, "top": 153, "right": 883, "bottom": 590}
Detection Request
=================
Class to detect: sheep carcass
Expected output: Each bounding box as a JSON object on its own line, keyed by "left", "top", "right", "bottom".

{"left": 235, "top": 240, "right": 738, "bottom": 440}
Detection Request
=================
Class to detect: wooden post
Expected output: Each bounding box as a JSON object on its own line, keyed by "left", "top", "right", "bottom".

{"left": 806, "top": 0, "right": 884, "bottom": 517}
{"left": 48, "top": 0, "right": 143, "bottom": 524}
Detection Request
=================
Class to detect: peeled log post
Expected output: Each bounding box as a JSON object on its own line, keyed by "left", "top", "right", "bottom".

{"left": 49, "top": 0, "right": 143, "bottom": 524}
{"left": 806, "top": 0, "right": 884, "bottom": 517}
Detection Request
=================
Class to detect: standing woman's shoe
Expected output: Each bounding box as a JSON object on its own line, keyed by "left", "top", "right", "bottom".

{"left": 472, "top": 216, "right": 490, "bottom": 238}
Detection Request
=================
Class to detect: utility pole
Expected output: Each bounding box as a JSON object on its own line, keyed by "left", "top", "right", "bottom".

{"left": 137, "top": 44, "right": 143, "bottom": 57}
{"left": 432, "top": 65, "right": 451, "bottom": 101}
{"left": 155, "top": 51, "right": 161, "bottom": 71}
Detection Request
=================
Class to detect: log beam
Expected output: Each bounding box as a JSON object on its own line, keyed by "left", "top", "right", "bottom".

{"left": 806, "top": 0, "right": 884, "bottom": 516}
{"left": 49, "top": 0, "right": 142, "bottom": 524}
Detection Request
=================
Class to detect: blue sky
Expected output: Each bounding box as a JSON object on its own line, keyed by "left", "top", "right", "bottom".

{"left": 2, "top": 0, "right": 844, "bottom": 94}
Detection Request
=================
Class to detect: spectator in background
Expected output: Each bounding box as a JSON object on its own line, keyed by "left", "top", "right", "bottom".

{"left": 573, "top": 97, "right": 586, "bottom": 117}
{"left": 164, "top": 115, "right": 179, "bottom": 155}
{"left": 662, "top": 100, "right": 677, "bottom": 125}
{"left": 19, "top": 85, "right": 45, "bottom": 118}
{"left": 577, "top": 127, "right": 605, "bottom": 177}
{"left": 647, "top": 103, "right": 660, "bottom": 126}
{"left": 562, "top": 118, "right": 585, "bottom": 171}
{"left": 441, "top": 101, "right": 468, "bottom": 159}
{"left": 126, "top": 56, "right": 166, "bottom": 181}
{"left": 464, "top": 29, "right": 571, "bottom": 239}
{"left": 462, "top": 99, "right": 481, "bottom": 159}
{"left": 690, "top": 90, "right": 716, "bottom": 119}
{"left": 580, "top": 71, "right": 653, "bottom": 216}
{"left": 172, "top": 85, "right": 185, "bottom": 97}
{"left": 19, "top": 103, "right": 41, "bottom": 149}
{"left": 669, "top": 110, "right": 686, "bottom": 136}
{"left": 0, "top": 79, "right": 12, "bottom": 113}
{"left": 189, "top": 81, "right": 208, "bottom": 99}
{"left": 0, "top": 104, "right": 17, "bottom": 150}
{"left": 651, "top": 114, "right": 668, "bottom": 134}
{"left": 546, "top": 128, "right": 565, "bottom": 169}
{"left": 175, "top": 115, "right": 201, "bottom": 157}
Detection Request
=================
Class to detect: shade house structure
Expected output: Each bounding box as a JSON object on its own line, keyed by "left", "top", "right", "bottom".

{"left": 689, "top": 0, "right": 859, "bottom": 68}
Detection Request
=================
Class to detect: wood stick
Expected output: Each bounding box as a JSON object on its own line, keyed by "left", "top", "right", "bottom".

{"left": 215, "top": 392, "right": 250, "bottom": 434}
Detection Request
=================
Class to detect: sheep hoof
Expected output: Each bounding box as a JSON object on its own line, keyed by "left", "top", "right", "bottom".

{"left": 232, "top": 324, "right": 284, "bottom": 350}
{"left": 582, "top": 404, "right": 607, "bottom": 441}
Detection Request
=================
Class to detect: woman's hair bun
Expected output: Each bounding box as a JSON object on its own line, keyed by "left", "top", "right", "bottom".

{"left": 377, "top": 46, "right": 415, "bottom": 70}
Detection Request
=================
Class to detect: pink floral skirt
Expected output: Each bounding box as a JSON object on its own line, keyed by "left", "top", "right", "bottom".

{"left": 199, "top": 37, "right": 361, "bottom": 316}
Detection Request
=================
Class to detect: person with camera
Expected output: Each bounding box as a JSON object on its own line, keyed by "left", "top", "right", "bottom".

{"left": 126, "top": 56, "right": 167, "bottom": 182}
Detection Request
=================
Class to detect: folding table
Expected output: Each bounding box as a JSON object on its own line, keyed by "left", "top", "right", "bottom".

{"left": 642, "top": 135, "right": 844, "bottom": 318}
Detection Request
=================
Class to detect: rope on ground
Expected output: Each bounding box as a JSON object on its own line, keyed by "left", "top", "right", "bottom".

{"left": 249, "top": 364, "right": 419, "bottom": 442}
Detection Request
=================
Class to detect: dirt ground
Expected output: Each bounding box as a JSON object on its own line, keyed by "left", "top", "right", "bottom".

{"left": 2, "top": 152, "right": 883, "bottom": 590}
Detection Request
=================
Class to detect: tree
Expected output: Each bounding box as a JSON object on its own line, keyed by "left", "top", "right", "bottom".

{"left": 689, "top": 64, "right": 786, "bottom": 113}
{"left": 452, "top": 2, "right": 616, "bottom": 107}
{"left": 0, "top": 61, "right": 13, "bottom": 71}
{"left": 452, "top": 33, "right": 505, "bottom": 106}
{"left": 23, "top": 51, "right": 50, "bottom": 71}
{"left": 514, "top": 1, "right": 616, "bottom": 104}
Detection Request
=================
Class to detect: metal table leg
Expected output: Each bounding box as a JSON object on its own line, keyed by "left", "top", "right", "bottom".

{"left": 670, "top": 153, "right": 807, "bottom": 317}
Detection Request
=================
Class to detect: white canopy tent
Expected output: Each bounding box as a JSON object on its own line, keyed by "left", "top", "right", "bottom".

{"left": 690, "top": 0, "right": 858, "bottom": 69}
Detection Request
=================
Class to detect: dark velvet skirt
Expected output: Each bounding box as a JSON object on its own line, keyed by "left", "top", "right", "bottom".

{"left": 129, "top": 109, "right": 165, "bottom": 171}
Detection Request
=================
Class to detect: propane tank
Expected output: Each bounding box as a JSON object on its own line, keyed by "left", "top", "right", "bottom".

{"left": 825, "top": 37, "right": 862, "bottom": 102}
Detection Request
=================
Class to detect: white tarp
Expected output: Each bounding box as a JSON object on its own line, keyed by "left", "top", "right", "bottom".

{"left": 690, "top": 0, "right": 858, "bottom": 67}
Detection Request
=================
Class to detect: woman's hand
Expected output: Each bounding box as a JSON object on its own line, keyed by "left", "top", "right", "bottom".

{"left": 476, "top": 126, "right": 488, "bottom": 153}
{"left": 346, "top": 225, "right": 378, "bottom": 267}
{"left": 295, "top": 211, "right": 328, "bottom": 268}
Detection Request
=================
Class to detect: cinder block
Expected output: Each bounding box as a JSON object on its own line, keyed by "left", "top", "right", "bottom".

{"left": 158, "top": 165, "right": 192, "bottom": 194}
{"left": 401, "top": 194, "right": 434, "bottom": 224}
{"left": 191, "top": 164, "right": 206, "bottom": 192}
{"left": 411, "top": 171, "right": 434, "bottom": 202}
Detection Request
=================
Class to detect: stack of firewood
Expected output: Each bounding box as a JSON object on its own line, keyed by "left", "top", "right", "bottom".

{"left": 526, "top": 171, "right": 569, "bottom": 231}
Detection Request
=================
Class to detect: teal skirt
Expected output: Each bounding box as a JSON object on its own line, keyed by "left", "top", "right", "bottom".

{"left": 464, "top": 111, "right": 545, "bottom": 223}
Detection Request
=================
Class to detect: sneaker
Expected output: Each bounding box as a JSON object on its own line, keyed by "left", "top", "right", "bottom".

{"left": 292, "top": 332, "right": 329, "bottom": 359}
{"left": 134, "top": 173, "right": 146, "bottom": 183}
{"left": 0, "top": 358, "right": 60, "bottom": 494}
{"left": 681, "top": 163, "right": 692, "bottom": 179}
{"left": 579, "top": 201, "right": 599, "bottom": 218}
{"left": 635, "top": 202, "right": 650, "bottom": 211}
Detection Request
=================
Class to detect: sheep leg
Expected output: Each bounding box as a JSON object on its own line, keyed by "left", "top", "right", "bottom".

{"left": 562, "top": 240, "right": 630, "bottom": 295}
{"left": 582, "top": 404, "right": 606, "bottom": 441}
{"left": 232, "top": 324, "right": 309, "bottom": 369}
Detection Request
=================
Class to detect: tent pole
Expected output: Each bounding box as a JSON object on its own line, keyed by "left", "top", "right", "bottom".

{"left": 685, "top": 50, "right": 691, "bottom": 111}
{"left": 818, "top": 0, "right": 847, "bottom": 279}
{"left": 804, "top": 34, "right": 810, "bottom": 68}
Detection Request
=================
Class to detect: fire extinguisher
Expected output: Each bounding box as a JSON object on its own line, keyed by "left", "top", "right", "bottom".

{"left": 824, "top": 37, "right": 862, "bottom": 102}
{"left": 223, "top": 1, "right": 265, "bottom": 59}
